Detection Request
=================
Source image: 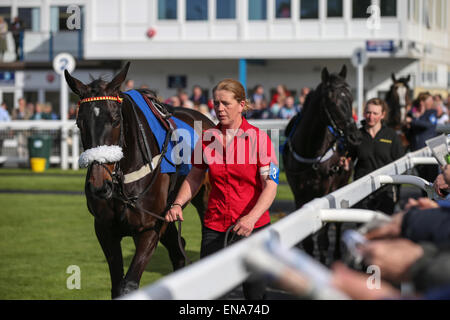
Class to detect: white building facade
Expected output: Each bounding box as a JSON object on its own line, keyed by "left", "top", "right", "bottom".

{"left": 0, "top": 0, "right": 449, "bottom": 112}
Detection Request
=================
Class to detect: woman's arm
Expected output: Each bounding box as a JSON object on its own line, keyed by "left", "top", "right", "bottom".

{"left": 165, "top": 166, "right": 206, "bottom": 222}
{"left": 233, "top": 169, "right": 278, "bottom": 237}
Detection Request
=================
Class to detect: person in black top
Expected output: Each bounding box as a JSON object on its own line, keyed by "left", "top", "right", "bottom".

{"left": 350, "top": 98, "right": 405, "bottom": 214}
{"left": 405, "top": 92, "right": 439, "bottom": 185}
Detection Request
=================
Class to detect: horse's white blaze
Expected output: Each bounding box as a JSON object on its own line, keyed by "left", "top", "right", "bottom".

{"left": 78, "top": 145, "right": 124, "bottom": 168}
{"left": 397, "top": 86, "right": 407, "bottom": 107}
{"left": 93, "top": 107, "right": 100, "bottom": 117}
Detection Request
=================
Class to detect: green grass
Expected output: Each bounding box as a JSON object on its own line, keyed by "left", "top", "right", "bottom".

{"left": 0, "top": 168, "right": 294, "bottom": 299}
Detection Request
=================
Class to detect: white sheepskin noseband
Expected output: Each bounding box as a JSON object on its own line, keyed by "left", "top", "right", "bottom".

{"left": 79, "top": 145, "right": 124, "bottom": 168}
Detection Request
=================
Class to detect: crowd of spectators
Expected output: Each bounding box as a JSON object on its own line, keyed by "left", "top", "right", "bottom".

{"left": 0, "top": 98, "right": 59, "bottom": 122}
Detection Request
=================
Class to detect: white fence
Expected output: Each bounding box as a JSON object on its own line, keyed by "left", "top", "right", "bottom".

{"left": 121, "top": 138, "right": 446, "bottom": 300}
{"left": 0, "top": 120, "right": 79, "bottom": 169}
{"left": 1, "top": 119, "right": 449, "bottom": 170}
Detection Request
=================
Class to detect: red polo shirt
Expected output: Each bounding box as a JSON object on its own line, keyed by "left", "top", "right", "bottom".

{"left": 192, "top": 117, "right": 277, "bottom": 232}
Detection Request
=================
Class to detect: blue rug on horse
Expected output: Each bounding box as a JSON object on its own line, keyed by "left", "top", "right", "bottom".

{"left": 124, "top": 90, "right": 198, "bottom": 175}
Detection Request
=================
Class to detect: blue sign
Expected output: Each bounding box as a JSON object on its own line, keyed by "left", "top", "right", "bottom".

{"left": 366, "top": 40, "right": 394, "bottom": 52}
{"left": 0, "top": 71, "right": 15, "bottom": 83}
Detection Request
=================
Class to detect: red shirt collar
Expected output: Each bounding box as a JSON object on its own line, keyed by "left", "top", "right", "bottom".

{"left": 215, "top": 116, "right": 251, "bottom": 135}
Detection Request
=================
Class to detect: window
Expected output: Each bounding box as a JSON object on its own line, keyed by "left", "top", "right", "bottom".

{"left": 50, "top": 6, "right": 83, "bottom": 31}
{"left": 186, "top": 0, "right": 208, "bottom": 21}
{"left": 217, "top": 0, "right": 236, "bottom": 19}
{"left": 423, "top": 0, "right": 432, "bottom": 29}
{"left": 0, "top": 7, "right": 11, "bottom": 25}
{"left": 327, "top": 0, "right": 343, "bottom": 17}
{"left": 301, "top": 0, "right": 319, "bottom": 19}
{"left": 276, "top": 0, "right": 291, "bottom": 19}
{"left": 248, "top": 0, "right": 267, "bottom": 20}
{"left": 158, "top": 0, "right": 177, "bottom": 20}
{"left": 435, "top": 0, "right": 442, "bottom": 29}
{"left": 352, "top": 0, "right": 371, "bottom": 18}
{"left": 18, "top": 7, "right": 40, "bottom": 31}
{"left": 380, "top": 0, "right": 396, "bottom": 17}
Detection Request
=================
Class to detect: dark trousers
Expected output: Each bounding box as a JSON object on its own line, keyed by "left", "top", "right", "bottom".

{"left": 200, "top": 224, "right": 269, "bottom": 300}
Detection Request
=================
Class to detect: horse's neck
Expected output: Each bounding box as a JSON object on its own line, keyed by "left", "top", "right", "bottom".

{"left": 292, "top": 109, "right": 331, "bottom": 158}
{"left": 121, "top": 102, "right": 158, "bottom": 173}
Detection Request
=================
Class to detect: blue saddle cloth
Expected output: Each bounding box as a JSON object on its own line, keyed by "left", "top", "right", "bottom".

{"left": 124, "top": 90, "right": 198, "bottom": 175}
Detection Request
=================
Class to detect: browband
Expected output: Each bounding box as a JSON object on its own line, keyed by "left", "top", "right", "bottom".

{"left": 78, "top": 95, "right": 123, "bottom": 107}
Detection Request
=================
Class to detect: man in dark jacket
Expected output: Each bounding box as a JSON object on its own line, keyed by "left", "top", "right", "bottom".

{"left": 406, "top": 92, "right": 438, "bottom": 184}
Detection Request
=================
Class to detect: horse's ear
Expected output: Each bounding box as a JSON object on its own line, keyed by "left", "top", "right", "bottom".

{"left": 65, "top": 70, "right": 88, "bottom": 97}
{"left": 321, "top": 68, "right": 330, "bottom": 83}
{"left": 106, "top": 61, "right": 131, "bottom": 93}
{"left": 391, "top": 73, "right": 397, "bottom": 83}
{"left": 406, "top": 75, "right": 411, "bottom": 83}
{"left": 339, "top": 65, "right": 347, "bottom": 79}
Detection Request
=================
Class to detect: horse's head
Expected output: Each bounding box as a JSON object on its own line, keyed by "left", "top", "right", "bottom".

{"left": 319, "top": 65, "right": 362, "bottom": 147}
{"left": 391, "top": 74, "right": 411, "bottom": 108}
{"left": 65, "top": 62, "right": 131, "bottom": 200}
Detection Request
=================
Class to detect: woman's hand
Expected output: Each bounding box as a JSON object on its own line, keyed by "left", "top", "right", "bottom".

{"left": 165, "top": 204, "right": 183, "bottom": 222}
{"left": 233, "top": 214, "right": 259, "bottom": 237}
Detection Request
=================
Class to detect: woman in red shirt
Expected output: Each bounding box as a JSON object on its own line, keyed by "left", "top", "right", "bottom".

{"left": 165, "top": 79, "right": 278, "bottom": 299}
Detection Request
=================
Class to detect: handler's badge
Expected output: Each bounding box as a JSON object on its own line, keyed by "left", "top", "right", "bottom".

{"left": 269, "top": 162, "right": 279, "bottom": 184}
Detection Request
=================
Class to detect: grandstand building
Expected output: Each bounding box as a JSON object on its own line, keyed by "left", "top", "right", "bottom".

{"left": 0, "top": 0, "right": 448, "bottom": 114}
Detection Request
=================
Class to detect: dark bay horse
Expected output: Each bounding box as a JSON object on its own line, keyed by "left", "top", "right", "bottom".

{"left": 65, "top": 62, "right": 215, "bottom": 298}
{"left": 283, "top": 66, "right": 362, "bottom": 263}
{"left": 385, "top": 74, "right": 412, "bottom": 148}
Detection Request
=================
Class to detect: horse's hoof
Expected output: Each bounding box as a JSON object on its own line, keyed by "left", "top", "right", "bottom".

{"left": 119, "top": 281, "right": 139, "bottom": 296}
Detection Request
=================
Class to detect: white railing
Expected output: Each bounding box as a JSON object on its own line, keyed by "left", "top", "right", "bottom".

{"left": 121, "top": 139, "right": 444, "bottom": 300}
{"left": 1, "top": 119, "right": 449, "bottom": 170}
{"left": 0, "top": 120, "right": 80, "bottom": 169}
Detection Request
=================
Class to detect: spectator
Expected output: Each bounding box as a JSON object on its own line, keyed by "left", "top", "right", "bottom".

{"left": 12, "top": 98, "right": 30, "bottom": 120}
{"left": 68, "top": 105, "right": 77, "bottom": 120}
{"left": 42, "top": 103, "right": 58, "bottom": 120}
{"left": 269, "top": 95, "right": 284, "bottom": 119}
{"left": 165, "top": 95, "right": 181, "bottom": 107}
{"left": 270, "top": 84, "right": 290, "bottom": 107}
{"left": 247, "top": 84, "right": 268, "bottom": 119}
{"left": 178, "top": 90, "right": 193, "bottom": 109}
{"left": 0, "top": 16, "right": 8, "bottom": 61}
{"left": 31, "top": 103, "right": 44, "bottom": 120}
{"left": 123, "top": 79, "right": 134, "bottom": 91}
{"left": 405, "top": 92, "right": 438, "bottom": 184}
{"left": 278, "top": 96, "right": 298, "bottom": 120}
{"left": 297, "top": 87, "right": 311, "bottom": 111}
{"left": 435, "top": 100, "right": 449, "bottom": 124}
{"left": 10, "top": 17, "right": 24, "bottom": 61}
{"left": 0, "top": 101, "right": 10, "bottom": 121}
{"left": 434, "top": 94, "right": 447, "bottom": 114}
{"left": 190, "top": 85, "right": 207, "bottom": 105}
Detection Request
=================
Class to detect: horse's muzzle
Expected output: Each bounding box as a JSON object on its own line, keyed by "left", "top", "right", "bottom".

{"left": 88, "top": 179, "right": 114, "bottom": 200}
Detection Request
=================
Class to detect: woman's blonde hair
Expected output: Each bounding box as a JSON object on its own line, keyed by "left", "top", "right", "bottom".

{"left": 213, "top": 79, "right": 252, "bottom": 112}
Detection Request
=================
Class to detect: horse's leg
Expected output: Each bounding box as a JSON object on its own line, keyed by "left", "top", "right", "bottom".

{"left": 160, "top": 221, "right": 187, "bottom": 271}
{"left": 317, "top": 224, "right": 329, "bottom": 265}
{"left": 333, "top": 222, "right": 342, "bottom": 261}
{"left": 94, "top": 220, "right": 124, "bottom": 299}
{"left": 120, "top": 229, "right": 160, "bottom": 296}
